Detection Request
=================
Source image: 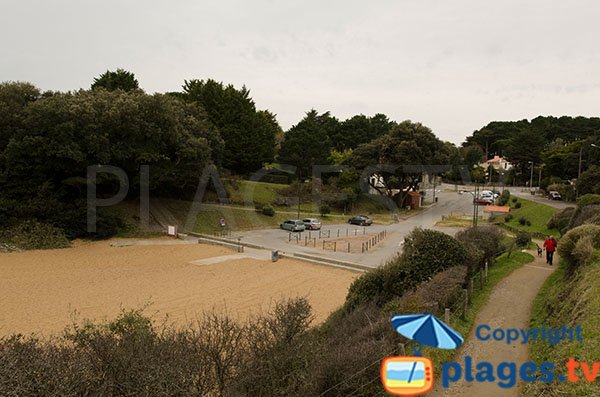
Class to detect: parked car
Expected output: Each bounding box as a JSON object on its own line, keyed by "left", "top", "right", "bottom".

{"left": 280, "top": 219, "right": 306, "bottom": 232}
{"left": 302, "top": 218, "right": 321, "bottom": 230}
{"left": 348, "top": 215, "right": 373, "bottom": 226}
{"left": 473, "top": 197, "right": 494, "bottom": 205}
{"left": 481, "top": 190, "right": 499, "bottom": 199}
{"left": 548, "top": 191, "right": 562, "bottom": 200}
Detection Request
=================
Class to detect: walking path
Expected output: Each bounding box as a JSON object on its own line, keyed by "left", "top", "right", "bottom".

{"left": 430, "top": 245, "right": 556, "bottom": 396}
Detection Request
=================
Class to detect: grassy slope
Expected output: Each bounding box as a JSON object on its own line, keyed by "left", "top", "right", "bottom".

{"left": 501, "top": 198, "right": 558, "bottom": 236}
{"left": 523, "top": 253, "right": 600, "bottom": 396}
{"left": 423, "top": 251, "right": 535, "bottom": 373}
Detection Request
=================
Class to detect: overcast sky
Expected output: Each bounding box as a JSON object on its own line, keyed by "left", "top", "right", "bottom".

{"left": 2, "top": 0, "right": 600, "bottom": 144}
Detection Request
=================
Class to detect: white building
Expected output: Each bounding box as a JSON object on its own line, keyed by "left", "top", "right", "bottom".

{"left": 479, "top": 155, "right": 512, "bottom": 171}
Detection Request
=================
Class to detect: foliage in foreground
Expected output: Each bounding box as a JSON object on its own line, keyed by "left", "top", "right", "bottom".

{"left": 0, "top": 220, "right": 70, "bottom": 251}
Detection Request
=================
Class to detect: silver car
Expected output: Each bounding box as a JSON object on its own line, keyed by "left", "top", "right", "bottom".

{"left": 302, "top": 218, "right": 321, "bottom": 230}
{"left": 280, "top": 219, "right": 306, "bottom": 232}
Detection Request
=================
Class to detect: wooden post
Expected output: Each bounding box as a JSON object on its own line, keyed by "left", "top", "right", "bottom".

{"left": 445, "top": 308, "right": 450, "bottom": 324}
{"left": 319, "top": 230, "right": 322, "bottom": 239}
{"left": 355, "top": 229, "right": 357, "bottom": 236}
{"left": 485, "top": 261, "right": 489, "bottom": 281}
{"left": 348, "top": 242, "right": 350, "bottom": 253}
{"left": 309, "top": 231, "right": 312, "bottom": 239}
{"left": 462, "top": 289, "right": 468, "bottom": 319}
{"left": 337, "top": 229, "right": 340, "bottom": 238}
{"left": 346, "top": 229, "right": 348, "bottom": 236}
{"left": 334, "top": 242, "right": 337, "bottom": 252}
{"left": 323, "top": 240, "right": 325, "bottom": 250}
{"left": 313, "top": 238, "right": 316, "bottom": 247}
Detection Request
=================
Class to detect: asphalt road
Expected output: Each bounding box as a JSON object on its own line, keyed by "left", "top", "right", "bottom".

{"left": 508, "top": 188, "right": 573, "bottom": 210}
{"left": 231, "top": 190, "right": 475, "bottom": 269}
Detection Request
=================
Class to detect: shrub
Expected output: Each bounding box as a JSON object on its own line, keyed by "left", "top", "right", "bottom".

{"left": 567, "top": 204, "right": 600, "bottom": 231}
{"left": 319, "top": 204, "right": 331, "bottom": 217}
{"left": 514, "top": 201, "right": 522, "bottom": 209}
{"left": 547, "top": 207, "right": 576, "bottom": 235}
{"left": 345, "top": 228, "right": 467, "bottom": 310}
{"left": 501, "top": 190, "right": 510, "bottom": 200}
{"left": 0, "top": 220, "right": 70, "bottom": 251}
{"left": 558, "top": 224, "right": 600, "bottom": 275}
{"left": 519, "top": 217, "right": 528, "bottom": 225}
{"left": 526, "top": 220, "right": 532, "bottom": 226}
{"left": 512, "top": 197, "right": 518, "bottom": 203}
{"left": 254, "top": 203, "right": 264, "bottom": 212}
{"left": 505, "top": 213, "right": 513, "bottom": 222}
{"left": 576, "top": 194, "right": 600, "bottom": 208}
{"left": 515, "top": 231, "right": 532, "bottom": 248}
{"left": 261, "top": 205, "right": 275, "bottom": 217}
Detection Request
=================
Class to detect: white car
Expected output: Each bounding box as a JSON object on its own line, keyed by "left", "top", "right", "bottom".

{"left": 481, "top": 190, "right": 499, "bottom": 199}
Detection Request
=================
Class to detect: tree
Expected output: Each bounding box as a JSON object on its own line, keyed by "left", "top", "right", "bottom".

{"left": 182, "top": 79, "right": 280, "bottom": 173}
{"left": 277, "top": 110, "right": 335, "bottom": 176}
{"left": 349, "top": 121, "right": 449, "bottom": 206}
{"left": 576, "top": 165, "right": 600, "bottom": 195}
{"left": 91, "top": 68, "right": 140, "bottom": 91}
{"left": 328, "top": 113, "right": 395, "bottom": 151}
{"left": 0, "top": 81, "right": 40, "bottom": 150}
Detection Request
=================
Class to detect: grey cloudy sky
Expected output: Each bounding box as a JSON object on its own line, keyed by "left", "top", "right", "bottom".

{"left": 2, "top": 0, "right": 600, "bottom": 143}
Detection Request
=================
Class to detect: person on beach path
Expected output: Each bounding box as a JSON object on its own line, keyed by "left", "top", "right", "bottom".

{"left": 543, "top": 235, "right": 557, "bottom": 265}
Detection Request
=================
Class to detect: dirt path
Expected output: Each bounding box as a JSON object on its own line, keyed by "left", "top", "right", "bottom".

{"left": 430, "top": 247, "right": 556, "bottom": 396}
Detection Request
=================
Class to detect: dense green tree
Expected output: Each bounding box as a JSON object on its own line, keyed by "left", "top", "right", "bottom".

{"left": 328, "top": 113, "right": 395, "bottom": 151}
{"left": 0, "top": 81, "right": 40, "bottom": 151}
{"left": 182, "top": 79, "right": 280, "bottom": 174}
{"left": 350, "top": 120, "right": 449, "bottom": 205}
{"left": 576, "top": 165, "right": 600, "bottom": 195}
{"left": 91, "top": 68, "right": 140, "bottom": 91}
{"left": 277, "top": 110, "right": 336, "bottom": 176}
{"left": 0, "top": 84, "right": 221, "bottom": 237}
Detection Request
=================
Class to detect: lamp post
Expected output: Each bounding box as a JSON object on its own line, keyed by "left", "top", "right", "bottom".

{"left": 528, "top": 161, "right": 534, "bottom": 193}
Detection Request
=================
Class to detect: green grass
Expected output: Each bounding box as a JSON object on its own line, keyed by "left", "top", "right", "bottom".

{"left": 225, "top": 179, "right": 288, "bottom": 205}
{"left": 500, "top": 198, "right": 558, "bottom": 236}
{"left": 524, "top": 254, "right": 600, "bottom": 396}
{"left": 423, "top": 251, "right": 535, "bottom": 375}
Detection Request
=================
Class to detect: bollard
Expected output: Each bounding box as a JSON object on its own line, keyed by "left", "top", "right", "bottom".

{"left": 334, "top": 242, "right": 337, "bottom": 252}
{"left": 347, "top": 242, "right": 350, "bottom": 253}
{"left": 445, "top": 308, "right": 450, "bottom": 324}
{"left": 319, "top": 230, "right": 322, "bottom": 239}
{"left": 288, "top": 233, "right": 291, "bottom": 242}
{"left": 363, "top": 227, "right": 366, "bottom": 235}
{"left": 346, "top": 229, "right": 349, "bottom": 236}
{"left": 337, "top": 229, "right": 340, "bottom": 238}
{"left": 323, "top": 240, "right": 325, "bottom": 250}
{"left": 313, "top": 238, "right": 316, "bottom": 247}
{"left": 309, "top": 231, "right": 312, "bottom": 239}
{"left": 355, "top": 229, "right": 357, "bottom": 236}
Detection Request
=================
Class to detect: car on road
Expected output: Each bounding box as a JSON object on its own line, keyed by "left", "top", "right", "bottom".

{"left": 302, "top": 218, "right": 321, "bottom": 230}
{"left": 473, "top": 196, "right": 494, "bottom": 205}
{"left": 348, "top": 215, "right": 373, "bottom": 226}
{"left": 481, "top": 190, "right": 499, "bottom": 199}
{"left": 548, "top": 191, "right": 562, "bottom": 200}
{"left": 280, "top": 219, "right": 306, "bottom": 232}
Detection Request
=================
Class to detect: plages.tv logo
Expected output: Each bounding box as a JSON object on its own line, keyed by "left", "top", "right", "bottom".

{"left": 381, "top": 314, "right": 464, "bottom": 396}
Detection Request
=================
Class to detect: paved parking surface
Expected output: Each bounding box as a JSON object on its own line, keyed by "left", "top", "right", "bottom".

{"left": 231, "top": 190, "right": 474, "bottom": 268}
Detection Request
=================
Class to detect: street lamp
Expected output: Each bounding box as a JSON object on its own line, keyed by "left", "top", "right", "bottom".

{"left": 528, "top": 161, "right": 534, "bottom": 193}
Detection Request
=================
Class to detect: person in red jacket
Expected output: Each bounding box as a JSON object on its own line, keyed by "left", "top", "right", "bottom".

{"left": 543, "top": 235, "right": 557, "bottom": 265}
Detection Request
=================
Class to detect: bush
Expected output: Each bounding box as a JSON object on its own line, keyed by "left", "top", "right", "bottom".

{"left": 514, "top": 201, "right": 522, "bottom": 209}
{"left": 576, "top": 194, "right": 600, "bottom": 208}
{"left": 261, "top": 205, "right": 275, "bottom": 217}
{"left": 567, "top": 204, "right": 600, "bottom": 231}
{"left": 526, "top": 220, "right": 532, "bottom": 226}
{"left": 345, "top": 228, "right": 467, "bottom": 310}
{"left": 505, "top": 213, "right": 513, "bottom": 222}
{"left": 254, "top": 203, "right": 264, "bottom": 212}
{"left": 519, "top": 216, "right": 528, "bottom": 226}
{"left": 558, "top": 224, "right": 600, "bottom": 275}
{"left": 515, "top": 231, "right": 532, "bottom": 248}
{"left": 512, "top": 197, "right": 518, "bottom": 203}
{"left": 547, "top": 207, "right": 576, "bottom": 235}
{"left": 319, "top": 204, "right": 331, "bottom": 217}
{"left": 0, "top": 220, "right": 70, "bottom": 251}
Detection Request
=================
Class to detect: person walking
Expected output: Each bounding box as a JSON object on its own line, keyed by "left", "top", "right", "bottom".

{"left": 543, "top": 235, "right": 557, "bottom": 265}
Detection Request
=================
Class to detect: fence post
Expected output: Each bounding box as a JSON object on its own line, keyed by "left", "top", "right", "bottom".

{"left": 334, "top": 242, "right": 337, "bottom": 252}
{"left": 313, "top": 238, "right": 316, "bottom": 247}
{"left": 323, "top": 240, "right": 325, "bottom": 250}
{"left": 309, "top": 231, "right": 312, "bottom": 239}
{"left": 348, "top": 242, "right": 350, "bottom": 253}
{"left": 288, "top": 233, "right": 291, "bottom": 242}
{"left": 337, "top": 229, "right": 340, "bottom": 238}
{"left": 469, "top": 278, "right": 474, "bottom": 305}
{"left": 485, "top": 261, "right": 489, "bottom": 281}
{"left": 355, "top": 229, "right": 357, "bottom": 236}
{"left": 445, "top": 308, "right": 450, "bottom": 324}
{"left": 346, "top": 229, "right": 349, "bottom": 236}
{"left": 319, "top": 230, "right": 322, "bottom": 239}
{"left": 363, "top": 227, "right": 366, "bottom": 235}
{"left": 462, "top": 289, "right": 468, "bottom": 319}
